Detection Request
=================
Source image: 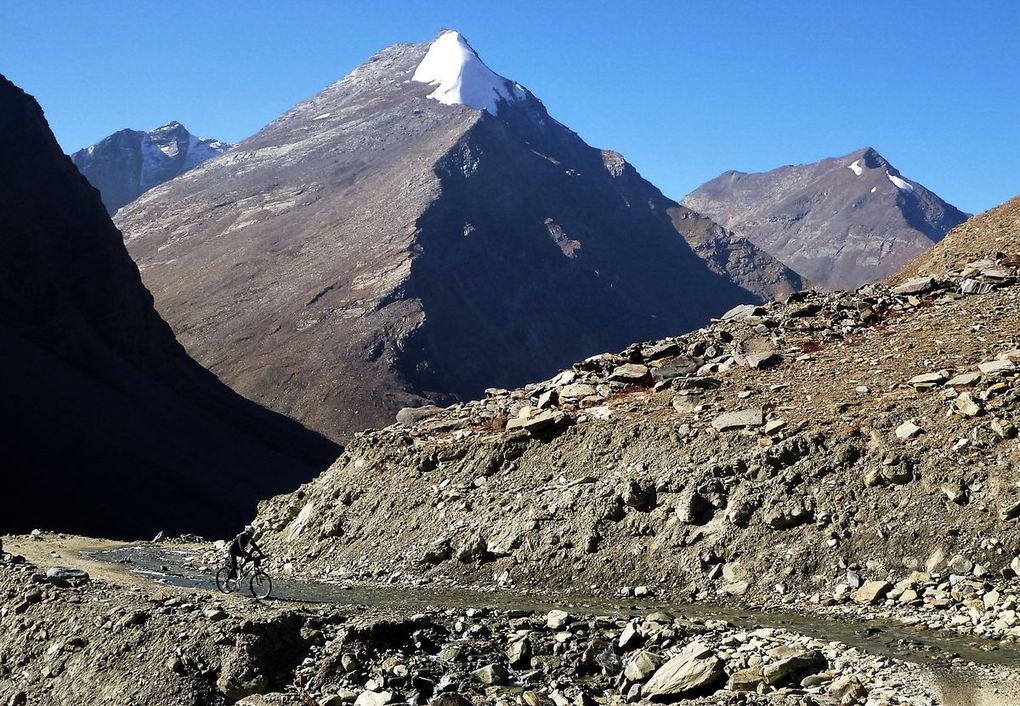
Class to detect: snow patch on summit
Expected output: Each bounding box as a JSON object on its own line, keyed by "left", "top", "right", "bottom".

{"left": 412, "top": 31, "right": 525, "bottom": 115}
{"left": 847, "top": 160, "right": 863, "bottom": 176}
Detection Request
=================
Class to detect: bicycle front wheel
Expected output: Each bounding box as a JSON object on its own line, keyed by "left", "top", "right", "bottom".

{"left": 250, "top": 570, "right": 272, "bottom": 599}
{"left": 215, "top": 567, "right": 239, "bottom": 593}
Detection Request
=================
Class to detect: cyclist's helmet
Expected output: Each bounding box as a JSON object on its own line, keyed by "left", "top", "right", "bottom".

{"left": 244, "top": 524, "right": 255, "bottom": 535}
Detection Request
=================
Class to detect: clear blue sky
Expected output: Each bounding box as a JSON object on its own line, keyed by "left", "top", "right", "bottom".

{"left": 2, "top": 1, "right": 1017, "bottom": 213}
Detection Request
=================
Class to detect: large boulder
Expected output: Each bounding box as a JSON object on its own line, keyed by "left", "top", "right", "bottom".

{"left": 642, "top": 641, "right": 724, "bottom": 698}
{"left": 762, "top": 650, "right": 826, "bottom": 685}
{"left": 217, "top": 647, "right": 270, "bottom": 700}
{"left": 45, "top": 567, "right": 89, "bottom": 587}
{"left": 395, "top": 405, "right": 444, "bottom": 427}
{"left": 852, "top": 581, "right": 892, "bottom": 605}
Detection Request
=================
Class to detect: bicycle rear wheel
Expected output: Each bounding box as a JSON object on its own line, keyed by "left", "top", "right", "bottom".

{"left": 249, "top": 570, "right": 272, "bottom": 599}
{"left": 215, "top": 567, "right": 239, "bottom": 593}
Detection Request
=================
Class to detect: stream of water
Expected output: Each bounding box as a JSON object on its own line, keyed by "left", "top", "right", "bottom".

{"left": 91, "top": 544, "right": 1020, "bottom": 676}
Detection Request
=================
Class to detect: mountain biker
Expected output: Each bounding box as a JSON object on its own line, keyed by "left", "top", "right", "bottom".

{"left": 226, "top": 524, "right": 263, "bottom": 580}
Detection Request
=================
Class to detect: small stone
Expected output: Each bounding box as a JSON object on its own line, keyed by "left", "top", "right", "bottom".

{"left": 895, "top": 420, "right": 923, "bottom": 440}
{"left": 762, "top": 650, "right": 826, "bottom": 686}
{"left": 720, "top": 303, "right": 763, "bottom": 320}
{"left": 852, "top": 581, "right": 892, "bottom": 605}
{"left": 763, "top": 419, "right": 787, "bottom": 436}
{"left": 506, "top": 638, "right": 532, "bottom": 667}
{"left": 741, "top": 350, "right": 781, "bottom": 369}
{"left": 203, "top": 607, "right": 228, "bottom": 621}
{"left": 946, "top": 372, "right": 981, "bottom": 387}
{"left": 999, "top": 500, "right": 1020, "bottom": 521}
{"left": 395, "top": 405, "right": 443, "bottom": 426}
{"left": 892, "top": 276, "right": 935, "bottom": 295}
{"left": 728, "top": 667, "right": 764, "bottom": 692}
{"left": 954, "top": 392, "right": 983, "bottom": 417}
{"left": 711, "top": 408, "right": 764, "bottom": 431}
{"left": 519, "top": 693, "right": 549, "bottom": 706}
{"left": 618, "top": 622, "right": 643, "bottom": 649}
{"left": 978, "top": 359, "right": 1015, "bottom": 376}
{"left": 609, "top": 363, "right": 650, "bottom": 383}
{"left": 926, "top": 547, "right": 947, "bottom": 573}
{"left": 557, "top": 383, "right": 597, "bottom": 403}
{"left": 829, "top": 674, "right": 868, "bottom": 702}
{"left": 437, "top": 646, "right": 461, "bottom": 663}
{"left": 353, "top": 691, "right": 392, "bottom": 706}
{"left": 506, "top": 410, "right": 564, "bottom": 434}
{"left": 908, "top": 371, "right": 947, "bottom": 389}
{"left": 948, "top": 555, "right": 973, "bottom": 574}
{"left": 941, "top": 482, "right": 967, "bottom": 505}
{"left": 624, "top": 651, "right": 661, "bottom": 682}
{"left": 471, "top": 663, "right": 509, "bottom": 686}
{"left": 546, "top": 610, "right": 571, "bottom": 629}
{"left": 991, "top": 418, "right": 1018, "bottom": 439}
{"left": 431, "top": 696, "right": 472, "bottom": 706}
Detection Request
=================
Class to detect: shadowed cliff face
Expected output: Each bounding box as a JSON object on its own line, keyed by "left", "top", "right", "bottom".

{"left": 684, "top": 147, "right": 968, "bottom": 291}
{"left": 0, "top": 74, "right": 339, "bottom": 539}
{"left": 396, "top": 98, "right": 765, "bottom": 398}
{"left": 116, "top": 35, "right": 799, "bottom": 441}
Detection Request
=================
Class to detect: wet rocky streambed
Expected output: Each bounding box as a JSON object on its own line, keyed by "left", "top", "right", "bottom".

{"left": 92, "top": 544, "right": 1020, "bottom": 674}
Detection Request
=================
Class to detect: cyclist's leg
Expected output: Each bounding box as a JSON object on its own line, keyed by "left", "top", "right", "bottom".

{"left": 227, "top": 553, "right": 238, "bottom": 580}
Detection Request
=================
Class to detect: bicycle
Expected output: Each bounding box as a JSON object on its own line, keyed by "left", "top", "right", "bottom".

{"left": 215, "top": 552, "right": 273, "bottom": 599}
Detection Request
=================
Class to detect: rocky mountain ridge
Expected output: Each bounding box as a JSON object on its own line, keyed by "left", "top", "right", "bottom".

{"left": 253, "top": 198, "right": 1020, "bottom": 619}
{"left": 0, "top": 73, "right": 338, "bottom": 539}
{"left": 683, "top": 147, "right": 968, "bottom": 291}
{"left": 70, "top": 121, "right": 229, "bottom": 214}
{"left": 115, "top": 31, "right": 802, "bottom": 443}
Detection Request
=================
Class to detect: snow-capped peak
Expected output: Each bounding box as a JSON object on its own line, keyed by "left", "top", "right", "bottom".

{"left": 412, "top": 30, "right": 525, "bottom": 115}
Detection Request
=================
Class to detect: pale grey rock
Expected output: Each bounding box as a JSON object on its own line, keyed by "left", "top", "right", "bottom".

{"left": 711, "top": 408, "right": 764, "bottom": 431}
{"left": 643, "top": 641, "right": 724, "bottom": 697}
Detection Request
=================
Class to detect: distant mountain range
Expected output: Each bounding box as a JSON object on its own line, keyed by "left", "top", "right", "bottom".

{"left": 684, "top": 147, "right": 968, "bottom": 290}
{"left": 0, "top": 74, "right": 338, "bottom": 539}
{"left": 115, "top": 30, "right": 801, "bottom": 442}
{"left": 70, "top": 121, "right": 229, "bottom": 214}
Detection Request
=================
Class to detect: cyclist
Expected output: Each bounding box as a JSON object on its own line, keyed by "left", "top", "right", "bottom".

{"left": 225, "top": 524, "right": 263, "bottom": 581}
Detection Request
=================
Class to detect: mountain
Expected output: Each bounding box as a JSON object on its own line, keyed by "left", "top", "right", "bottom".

{"left": 70, "top": 121, "right": 229, "bottom": 214}
{"left": 115, "top": 31, "right": 801, "bottom": 442}
{"left": 0, "top": 74, "right": 339, "bottom": 539}
{"left": 254, "top": 197, "right": 1020, "bottom": 605}
{"left": 683, "top": 147, "right": 969, "bottom": 291}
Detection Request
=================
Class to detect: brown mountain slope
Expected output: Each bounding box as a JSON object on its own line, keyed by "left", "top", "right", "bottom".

{"left": 0, "top": 74, "right": 339, "bottom": 539}
{"left": 115, "top": 32, "right": 801, "bottom": 443}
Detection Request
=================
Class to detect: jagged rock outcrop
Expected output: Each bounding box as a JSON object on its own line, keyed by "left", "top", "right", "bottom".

{"left": 70, "top": 121, "right": 229, "bottom": 215}
{"left": 116, "top": 31, "right": 800, "bottom": 442}
{"left": 0, "top": 74, "right": 338, "bottom": 539}
{"left": 683, "top": 147, "right": 968, "bottom": 290}
{"left": 255, "top": 198, "right": 1019, "bottom": 607}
